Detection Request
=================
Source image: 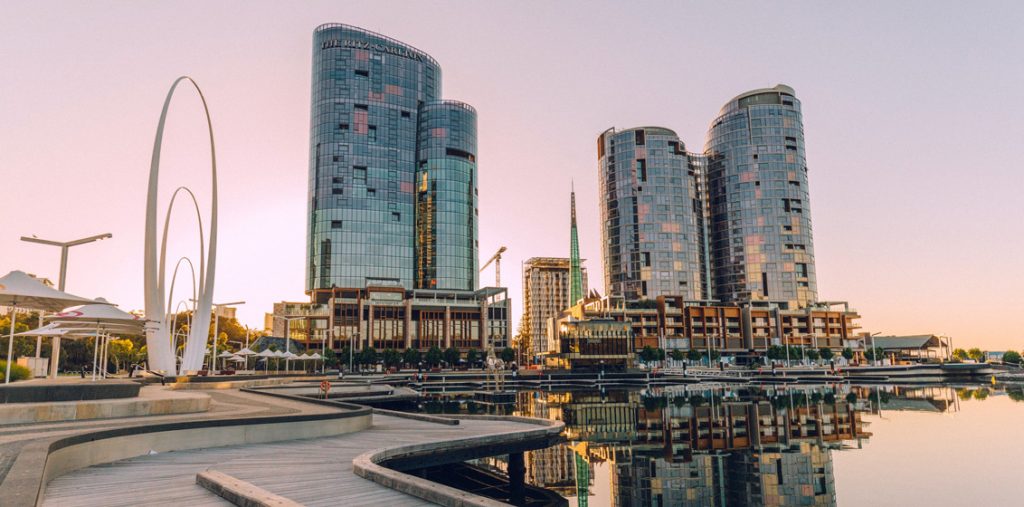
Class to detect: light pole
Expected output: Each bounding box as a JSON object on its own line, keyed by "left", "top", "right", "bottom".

{"left": 869, "top": 331, "right": 883, "bottom": 367}
{"left": 20, "top": 233, "right": 112, "bottom": 378}
{"left": 208, "top": 301, "right": 244, "bottom": 373}
{"left": 273, "top": 315, "right": 303, "bottom": 374}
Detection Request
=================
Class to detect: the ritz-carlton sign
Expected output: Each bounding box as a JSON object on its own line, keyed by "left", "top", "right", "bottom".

{"left": 321, "top": 38, "right": 423, "bottom": 61}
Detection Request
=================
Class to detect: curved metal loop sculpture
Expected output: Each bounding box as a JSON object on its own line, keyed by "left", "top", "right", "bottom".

{"left": 144, "top": 76, "right": 218, "bottom": 374}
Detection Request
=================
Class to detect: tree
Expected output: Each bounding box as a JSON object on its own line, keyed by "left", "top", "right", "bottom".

{"left": 639, "top": 346, "right": 656, "bottom": 363}
{"left": 670, "top": 349, "right": 685, "bottom": 362}
{"left": 359, "top": 347, "right": 378, "bottom": 368}
{"left": 767, "top": 346, "right": 784, "bottom": 361}
{"left": 500, "top": 347, "right": 516, "bottom": 363}
{"left": 1002, "top": 350, "right": 1022, "bottom": 365}
{"left": 703, "top": 350, "right": 721, "bottom": 362}
{"left": 967, "top": 348, "right": 985, "bottom": 362}
{"left": 819, "top": 347, "right": 834, "bottom": 362}
{"left": 841, "top": 347, "right": 854, "bottom": 361}
{"left": 805, "top": 348, "right": 820, "bottom": 361}
{"left": 952, "top": 348, "right": 968, "bottom": 361}
{"left": 466, "top": 348, "right": 480, "bottom": 367}
{"left": 686, "top": 349, "right": 702, "bottom": 362}
{"left": 382, "top": 348, "right": 402, "bottom": 368}
{"left": 323, "top": 348, "right": 339, "bottom": 369}
{"left": 403, "top": 348, "right": 421, "bottom": 367}
{"left": 787, "top": 346, "right": 804, "bottom": 360}
{"left": 108, "top": 339, "right": 135, "bottom": 373}
{"left": 655, "top": 348, "right": 666, "bottom": 362}
{"left": 864, "top": 347, "right": 878, "bottom": 361}
{"left": 426, "top": 346, "right": 443, "bottom": 367}
{"left": 443, "top": 347, "right": 461, "bottom": 367}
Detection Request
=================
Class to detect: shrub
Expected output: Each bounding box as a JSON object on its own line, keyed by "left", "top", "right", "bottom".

{"left": 0, "top": 361, "right": 31, "bottom": 381}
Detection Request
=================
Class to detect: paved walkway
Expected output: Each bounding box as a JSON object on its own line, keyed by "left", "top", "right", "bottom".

{"left": 42, "top": 415, "right": 538, "bottom": 507}
{"left": 0, "top": 387, "right": 334, "bottom": 483}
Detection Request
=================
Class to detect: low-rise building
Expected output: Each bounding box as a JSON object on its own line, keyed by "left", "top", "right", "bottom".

{"left": 544, "top": 295, "right": 862, "bottom": 367}
{"left": 269, "top": 286, "right": 509, "bottom": 354}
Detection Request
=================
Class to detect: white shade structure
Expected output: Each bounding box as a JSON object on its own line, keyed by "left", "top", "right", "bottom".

{"left": 254, "top": 349, "right": 275, "bottom": 358}
{"left": 236, "top": 347, "right": 256, "bottom": 356}
{"left": 0, "top": 270, "right": 93, "bottom": 383}
{"left": 217, "top": 351, "right": 235, "bottom": 358}
{"left": 47, "top": 299, "right": 146, "bottom": 381}
{"left": 297, "top": 353, "right": 311, "bottom": 360}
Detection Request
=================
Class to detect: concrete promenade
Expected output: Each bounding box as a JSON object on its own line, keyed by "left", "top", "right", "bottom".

{"left": 41, "top": 414, "right": 544, "bottom": 506}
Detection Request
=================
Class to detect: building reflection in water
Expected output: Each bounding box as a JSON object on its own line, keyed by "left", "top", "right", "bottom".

{"left": 473, "top": 385, "right": 960, "bottom": 507}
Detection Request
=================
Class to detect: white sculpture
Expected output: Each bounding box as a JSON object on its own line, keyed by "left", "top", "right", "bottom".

{"left": 144, "top": 76, "right": 219, "bottom": 374}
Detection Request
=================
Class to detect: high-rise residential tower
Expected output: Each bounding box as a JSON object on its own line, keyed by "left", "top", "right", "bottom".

{"left": 597, "top": 127, "right": 707, "bottom": 302}
{"left": 306, "top": 23, "right": 477, "bottom": 293}
{"left": 522, "top": 257, "right": 588, "bottom": 357}
{"left": 704, "top": 84, "right": 817, "bottom": 309}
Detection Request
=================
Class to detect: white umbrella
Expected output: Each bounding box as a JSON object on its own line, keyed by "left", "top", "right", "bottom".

{"left": 297, "top": 353, "right": 311, "bottom": 360}
{"left": 309, "top": 352, "right": 322, "bottom": 360}
{"left": 0, "top": 270, "right": 92, "bottom": 383}
{"left": 236, "top": 347, "right": 256, "bottom": 356}
{"left": 48, "top": 299, "right": 146, "bottom": 381}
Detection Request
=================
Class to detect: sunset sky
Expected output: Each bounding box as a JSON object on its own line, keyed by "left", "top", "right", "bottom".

{"left": 1, "top": 1, "right": 1021, "bottom": 349}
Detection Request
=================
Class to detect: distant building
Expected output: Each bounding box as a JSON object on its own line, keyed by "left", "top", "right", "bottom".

{"left": 522, "top": 257, "right": 587, "bottom": 357}
{"left": 545, "top": 315, "right": 632, "bottom": 370}
{"left": 546, "top": 295, "right": 861, "bottom": 364}
{"left": 870, "top": 335, "right": 952, "bottom": 362}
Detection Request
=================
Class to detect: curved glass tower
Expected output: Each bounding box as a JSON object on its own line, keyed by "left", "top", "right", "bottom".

{"left": 306, "top": 24, "right": 477, "bottom": 293}
{"left": 704, "top": 84, "right": 818, "bottom": 309}
{"left": 598, "top": 127, "right": 706, "bottom": 301}
{"left": 415, "top": 101, "right": 478, "bottom": 290}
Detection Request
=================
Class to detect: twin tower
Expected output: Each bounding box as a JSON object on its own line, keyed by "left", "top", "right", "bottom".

{"left": 599, "top": 85, "right": 818, "bottom": 310}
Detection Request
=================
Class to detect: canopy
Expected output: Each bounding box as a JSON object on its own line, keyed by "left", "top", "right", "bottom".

{"left": 283, "top": 351, "right": 298, "bottom": 359}
{"left": 255, "top": 349, "right": 276, "bottom": 358}
{"left": 272, "top": 350, "right": 286, "bottom": 358}
{"left": 14, "top": 323, "right": 74, "bottom": 337}
{"left": 227, "top": 354, "right": 246, "bottom": 363}
{"left": 1, "top": 270, "right": 94, "bottom": 383}
{"left": 217, "top": 350, "right": 235, "bottom": 358}
{"left": 296, "top": 353, "right": 311, "bottom": 360}
{"left": 236, "top": 347, "right": 256, "bottom": 356}
{"left": 48, "top": 299, "right": 146, "bottom": 335}
{"left": 309, "top": 352, "right": 322, "bottom": 360}
{"left": 0, "top": 270, "right": 92, "bottom": 311}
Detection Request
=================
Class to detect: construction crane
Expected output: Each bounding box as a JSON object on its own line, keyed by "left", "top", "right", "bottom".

{"left": 480, "top": 246, "right": 507, "bottom": 286}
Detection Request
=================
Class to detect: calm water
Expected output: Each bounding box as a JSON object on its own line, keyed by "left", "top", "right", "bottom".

{"left": 411, "top": 384, "right": 1024, "bottom": 506}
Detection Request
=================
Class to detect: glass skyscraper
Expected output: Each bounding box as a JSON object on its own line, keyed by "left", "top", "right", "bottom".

{"left": 306, "top": 23, "right": 477, "bottom": 293}
{"left": 415, "top": 101, "right": 478, "bottom": 291}
{"left": 597, "top": 127, "right": 707, "bottom": 302}
{"left": 704, "top": 84, "right": 817, "bottom": 309}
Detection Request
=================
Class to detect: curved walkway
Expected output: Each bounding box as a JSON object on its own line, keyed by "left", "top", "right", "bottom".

{"left": 42, "top": 414, "right": 546, "bottom": 506}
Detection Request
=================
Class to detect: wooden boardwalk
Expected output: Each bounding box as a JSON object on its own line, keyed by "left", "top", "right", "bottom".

{"left": 42, "top": 415, "right": 536, "bottom": 507}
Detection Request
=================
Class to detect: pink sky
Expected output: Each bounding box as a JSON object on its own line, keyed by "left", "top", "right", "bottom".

{"left": 1, "top": 1, "right": 1021, "bottom": 349}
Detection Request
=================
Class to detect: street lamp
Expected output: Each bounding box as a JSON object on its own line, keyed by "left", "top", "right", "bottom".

{"left": 206, "top": 301, "right": 244, "bottom": 373}
{"left": 20, "top": 232, "right": 112, "bottom": 378}
{"left": 869, "top": 331, "right": 883, "bottom": 367}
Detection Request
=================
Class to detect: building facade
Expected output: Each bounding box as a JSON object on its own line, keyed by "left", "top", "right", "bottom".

{"left": 415, "top": 101, "right": 479, "bottom": 291}
{"left": 704, "top": 84, "right": 818, "bottom": 309}
{"left": 598, "top": 127, "right": 707, "bottom": 303}
{"left": 306, "top": 23, "right": 477, "bottom": 293}
{"left": 522, "top": 257, "right": 587, "bottom": 356}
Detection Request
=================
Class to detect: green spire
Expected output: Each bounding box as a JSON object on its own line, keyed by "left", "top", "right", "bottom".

{"left": 570, "top": 183, "right": 583, "bottom": 306}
